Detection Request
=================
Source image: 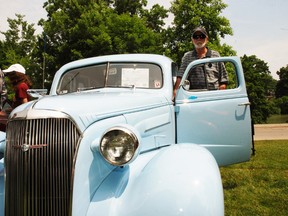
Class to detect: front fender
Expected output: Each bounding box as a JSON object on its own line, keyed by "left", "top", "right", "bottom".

{"left": 86, "top": 144, "right": 224, "bottom": 216}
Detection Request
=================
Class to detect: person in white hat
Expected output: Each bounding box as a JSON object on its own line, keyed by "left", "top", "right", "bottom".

{"left": 3, "top": 63, "right": 26, "bottom": 74}
{"left": 3, "top": 63, "right": 33, "bottom": 108}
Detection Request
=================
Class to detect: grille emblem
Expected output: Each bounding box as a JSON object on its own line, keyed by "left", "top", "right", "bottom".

{"left": 21, "top": 144, "right": 30, "bottom": 152}
{"left": 12, "top": 144, "right": 48, "bottom": 152}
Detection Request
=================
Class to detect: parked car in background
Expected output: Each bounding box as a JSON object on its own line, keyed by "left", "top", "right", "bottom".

{"left": 0, "top": 54, "right": 252, "bottom": 216}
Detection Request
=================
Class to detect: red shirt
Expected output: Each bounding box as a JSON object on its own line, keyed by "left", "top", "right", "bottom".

{"left": 14, "top": 82, "right": 30, "bottom": 107}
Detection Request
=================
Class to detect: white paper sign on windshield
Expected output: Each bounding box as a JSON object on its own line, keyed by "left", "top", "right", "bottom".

{"left": 122, "top": 68, "right": 149, "bottom": 87}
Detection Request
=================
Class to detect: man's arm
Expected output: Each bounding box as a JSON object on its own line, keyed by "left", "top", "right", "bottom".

{"left": 173, "top": 77, "right": 182, "bottom": 98}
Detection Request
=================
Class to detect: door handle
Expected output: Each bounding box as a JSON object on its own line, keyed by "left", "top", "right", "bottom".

{"left": 238, "top": 102, "right": 251, "bottom": 106}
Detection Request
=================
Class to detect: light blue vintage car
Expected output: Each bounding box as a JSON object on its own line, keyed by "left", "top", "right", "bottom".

{"left": 0, "top": 54, "right": 252, "bottom": 216}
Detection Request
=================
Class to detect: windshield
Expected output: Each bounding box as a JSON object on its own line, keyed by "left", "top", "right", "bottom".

{"left": 57, "top": 63, "right": 163, "bottom": 94}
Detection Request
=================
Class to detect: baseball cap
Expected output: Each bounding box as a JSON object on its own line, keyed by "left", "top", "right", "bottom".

{"left": 3, "top": 63, "right": 26, "bottom": 74}
{"left": 192, "top": 26, "right": 208, "bottom": 37}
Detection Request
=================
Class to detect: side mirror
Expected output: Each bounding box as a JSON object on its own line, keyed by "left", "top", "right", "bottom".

{"left": 27, "top": 89, "right": 48, "bottom": 99}
{"left": 182, "top": 80, "right": 190, "bottom": 91}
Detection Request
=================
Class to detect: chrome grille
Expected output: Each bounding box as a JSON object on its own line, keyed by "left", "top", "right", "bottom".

{"left": 5, "top": 118, "right": 81, "bottom": 216}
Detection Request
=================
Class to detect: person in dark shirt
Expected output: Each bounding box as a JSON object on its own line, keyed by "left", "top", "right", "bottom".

{"left": 174, "top": 26, "right": 228, "bottom": 97}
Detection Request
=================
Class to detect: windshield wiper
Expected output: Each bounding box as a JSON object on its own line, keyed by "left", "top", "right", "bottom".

{"left": 77, "top": 86, "right": 103, "bottom": 92}
{"left": 106, "top": 85, "right": 136, "bottom": 89}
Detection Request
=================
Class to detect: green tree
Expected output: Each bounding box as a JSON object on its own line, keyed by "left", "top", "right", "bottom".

{"left": 0, "top": 14, "right": 43, "bottom": 91}
{"left": 108, "top": 13, "right": 162, "bottom": 53}
{"left": 241, "top": 55, "right": 277, "bottom": 123}
{"left": 0, "top": 41, "right": 4, "bottom": 68}
{"left": 112, "top": 0, "right": 147, "bottom": 15}
{"left": 274, "top": 96, "right": 288, "bottom": 115}
{"left": 275, "top": 65, "right": 288, "bottom": 98}
{"left": 275, "top": 65, "right": 288, "bottom": 114}
{"left": 142, "top": 4, "right": 169, "bottom": 33}
{"left": 40, "top": 0, "right": 166, "bottom": 87}
{"left": 40, "top": 0, "right": 116, "bottom": 87}
{"left": 165, "top": 0, "right": 234, "bottom": 63}
{"left": 0, "top": 14, "right": 37, "bottom": 69}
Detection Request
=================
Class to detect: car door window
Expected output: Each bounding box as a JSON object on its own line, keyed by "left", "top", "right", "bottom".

{"left": 184, "top": 61, "right": 238, "bottom": 91}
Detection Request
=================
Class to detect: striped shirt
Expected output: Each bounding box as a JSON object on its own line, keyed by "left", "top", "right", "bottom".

{"left": 177, "top": 49, "right": 228, "bottom": 90}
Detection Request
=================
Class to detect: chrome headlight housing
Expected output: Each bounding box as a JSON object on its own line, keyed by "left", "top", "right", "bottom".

{"left": 99, "top": 127, "right": 140, "bottom": 166}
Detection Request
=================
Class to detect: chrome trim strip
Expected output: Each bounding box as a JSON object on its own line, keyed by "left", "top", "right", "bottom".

{"left": 12, "top": 144, "right": 48, "bottom": 152}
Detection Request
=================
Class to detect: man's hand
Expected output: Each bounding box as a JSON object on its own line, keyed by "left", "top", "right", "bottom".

{"left": 219, "top": 84, "right": 227, "bottom": 90}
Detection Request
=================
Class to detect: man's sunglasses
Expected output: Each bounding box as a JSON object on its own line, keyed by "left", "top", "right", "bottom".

{"left": 192, "top": 34, "right": 206, "bottom": 39}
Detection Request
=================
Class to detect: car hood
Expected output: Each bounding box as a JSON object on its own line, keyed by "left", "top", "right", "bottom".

{"left": 11, "top": 90, "right": 171, "bottom": 131}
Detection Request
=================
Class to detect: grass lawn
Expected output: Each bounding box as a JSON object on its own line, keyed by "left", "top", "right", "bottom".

{"left": 220, "top": 140, "right": 288, "bottom": 216}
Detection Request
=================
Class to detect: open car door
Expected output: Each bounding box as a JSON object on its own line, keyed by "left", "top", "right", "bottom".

{"left": 175, "top": 56, "right": 252, "bottom": 166}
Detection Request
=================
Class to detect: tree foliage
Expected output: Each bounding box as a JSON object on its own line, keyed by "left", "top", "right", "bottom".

{"left": 241, "top": 55, "right": 277, "bottom": 123}
{"left": 0, "top": 14, "right": 37, "bottom": 69}
{"left": 275, "top": 65, "right": 288, "bottom": 98}
{"left": 0, "top": 14, "right": 44, "bottom": 91}
{"left": 38, "top": 0, "right": 167, "bottom": 88}
{"left": 142, "top": 4, "right": 168, "bottom": 33}
{"left": 165, "top": 0, "right": 234, "bottom": 63}
{"left": 0, "top": 0, "right": 287, "bottom": 121}
{"left": 112, "top": 0, "right": 147, "bottom": 15}
{"left": 275, "top": 65, "right": 288, "bottom": 114}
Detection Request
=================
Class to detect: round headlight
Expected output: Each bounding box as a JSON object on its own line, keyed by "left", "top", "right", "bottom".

{"left": 99, "top": 127, "right": 139, "bottom": 166}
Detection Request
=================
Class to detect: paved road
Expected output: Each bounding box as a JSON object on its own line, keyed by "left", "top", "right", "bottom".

{"left": 253, "top": 124, "right": 288, "bottom": 140}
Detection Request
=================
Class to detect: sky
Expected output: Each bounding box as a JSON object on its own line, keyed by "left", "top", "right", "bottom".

{"left": 0, "top": 0, "right": 287, "bottom": 80}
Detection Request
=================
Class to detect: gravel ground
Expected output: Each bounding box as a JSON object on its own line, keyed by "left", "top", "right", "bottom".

{"left": 253, "top": 124, "right": 288, "bottom": 140}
